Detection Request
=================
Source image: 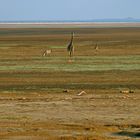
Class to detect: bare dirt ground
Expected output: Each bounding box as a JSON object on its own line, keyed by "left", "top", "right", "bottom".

{"left": 0, "top": 25, "right": 140, "bottom": 139}
{"left": 0, "top": 91, "right": 140, "bottom": 140}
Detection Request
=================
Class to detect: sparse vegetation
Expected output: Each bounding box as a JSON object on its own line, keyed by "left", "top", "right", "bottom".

{"left": 0, "top": 25, "right": 140, "bottom": 140}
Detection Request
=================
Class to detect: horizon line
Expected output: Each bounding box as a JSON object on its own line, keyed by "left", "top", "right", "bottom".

{"left": 1, "top": 18, "right": 140, "bottom": 23}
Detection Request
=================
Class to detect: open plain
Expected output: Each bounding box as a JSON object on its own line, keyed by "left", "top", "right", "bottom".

{"left": 0, "top": 24, "right": 140, "bottom": 140}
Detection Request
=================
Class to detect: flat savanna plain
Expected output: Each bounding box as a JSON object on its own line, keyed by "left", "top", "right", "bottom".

{"left": 0, "top": 26, "right": 140, "bottom": 140}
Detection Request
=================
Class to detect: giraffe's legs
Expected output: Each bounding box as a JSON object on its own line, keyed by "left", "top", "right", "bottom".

{"left": 70, "top": 51, "right": 72, "bottom": 57}
{"left": 69, "top": 45, "right": 74, "bottom": 57}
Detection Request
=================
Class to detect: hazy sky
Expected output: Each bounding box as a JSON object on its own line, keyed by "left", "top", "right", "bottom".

{"left": 0, "top": 0, "right": 140, "bottom": 21}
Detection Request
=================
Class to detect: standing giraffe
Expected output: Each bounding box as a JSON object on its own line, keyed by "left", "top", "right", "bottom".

{"left": 67, "top": 32, "right": 74, "bottom": 57}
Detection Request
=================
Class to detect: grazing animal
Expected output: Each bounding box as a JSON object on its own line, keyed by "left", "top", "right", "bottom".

{"left": 95, "top": 43, "right": 99, "bottom": 51}
{"left": 67, "top": 32, "right": 74, "bottom": 57}
{"left": 42, "top": 49, "right": 52, "bottom": 56}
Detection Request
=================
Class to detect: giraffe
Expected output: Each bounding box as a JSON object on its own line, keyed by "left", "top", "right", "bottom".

{"left": 67, "top": 32, "right": 74, "bottom": 57}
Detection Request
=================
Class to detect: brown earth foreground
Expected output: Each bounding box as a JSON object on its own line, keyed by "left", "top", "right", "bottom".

{"left": 0, "top": 25, "right": 140, "bottom": 140}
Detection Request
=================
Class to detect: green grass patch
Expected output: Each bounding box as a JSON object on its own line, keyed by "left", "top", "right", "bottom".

{"left": 0, "top": 55, "right": 139, "bottom": 72}
{"left": 48, "top": 45, "right": 66, "bottom": 49}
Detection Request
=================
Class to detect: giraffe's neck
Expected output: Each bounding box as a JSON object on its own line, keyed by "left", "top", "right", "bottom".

{"left": 70, "top": 33, "right": 74, "bottom": 45}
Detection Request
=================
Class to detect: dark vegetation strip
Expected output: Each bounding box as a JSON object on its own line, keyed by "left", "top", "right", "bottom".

{"left": 1, "top": 27, "right": 140, "bottom": 35}
{"left": 0, "top": 70, "right": 139, "bottom": 77}
{"left": 114, "top": 131, "right": 140, "bottom": 138}
{"left": 0, "top": 83, "right": 139, "bottom": 92}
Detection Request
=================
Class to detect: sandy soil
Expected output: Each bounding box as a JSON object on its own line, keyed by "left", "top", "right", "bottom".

{"left": 0, "top": 91, "right": 140, "bottom": 140}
